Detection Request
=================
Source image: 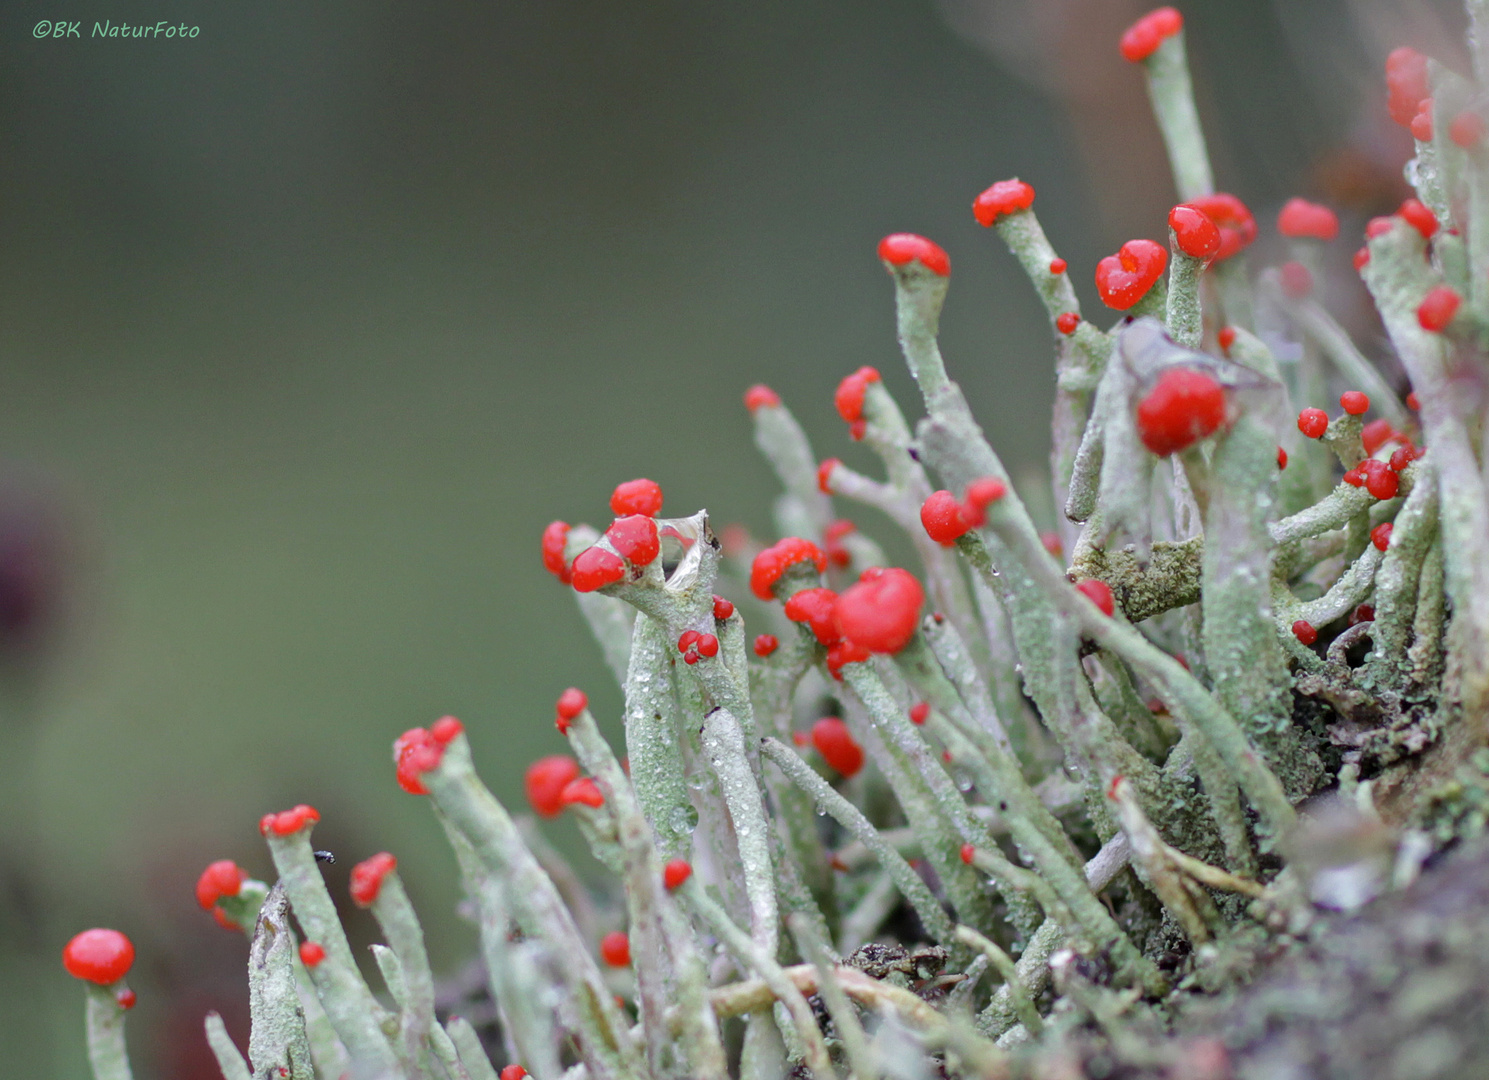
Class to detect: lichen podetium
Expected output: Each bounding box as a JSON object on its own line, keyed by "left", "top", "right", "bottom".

{"left": 63, "top": 5, "right": 1489, "bottom": 1078}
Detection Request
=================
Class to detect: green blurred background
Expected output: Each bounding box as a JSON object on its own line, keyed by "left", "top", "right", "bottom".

{"left": 0, "top": 0, "right": 1446, "bottom": 1074}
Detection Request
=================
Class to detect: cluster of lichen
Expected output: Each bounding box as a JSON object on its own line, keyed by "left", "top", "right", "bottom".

{"left": 62, "top": 5, "right": 1489, "bottom": 1080}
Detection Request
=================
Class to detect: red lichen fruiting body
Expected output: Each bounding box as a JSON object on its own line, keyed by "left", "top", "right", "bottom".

{"left": 1056, "top": 312, "right": 1079, "bottom": 335}
{"left": 962, "top": 478, "right": 1008, "bottom": 529}
{"left": 1188, "top": 194, "right": 1256, "bottom": 261}
{"left": 1292, "top": 620, "right": 1319, "bottom": 646}
{"left": 877, "top": 233, "right": 951, "bottom": 276}
{"left": 972, "top": 179, "right": 1035, "bottom": 227}
{"left": 1418, "top": 286, "right": 1461, "bottom": 332}
{"left": 753, "top": 633, "right": 778, "bottom": 657}
{"left": 196, "top": 860, "right": 247, "bottom": 910}
{"left": 1361, "top": 459, "right": 1399, "bottom": 500}
{"left": 1371, "top": 522, "right": 1394, "bottom": 551}
{"left": 570, "top": 547, "right": 627, "bottom": 593}
{"left": 1049, "top": 258, "right": 1067, "bottom": 274}
{"left": 1135, "top": 368, "right": 1228, "bottom": 456}
{"left": 811, "top": 717, "right": 865, "bottom": 777}
{"left": 1218, "top": 326, "right": 1237, "bottom": 351}
{"left": 749, "top": 537, "right": 827, "bottom": 600}
{"left": 1386, "top": 47, "right": 1430, "bottom": 128}
{"left": 833, "top": 567, "right": 925, "bottom": 653}
{"left": 1076, "top": 579, "right": 1116, "bottom": 617}
{"left": 350, "top": 852, "right": 398, "bottom": 908}
{"left": 500, "top": 1068, "right": 529, "bottom": 1080}
{"left": 825, "top": 639, "right": 871, "bottom": 679}
{"left": 744, "top": 384, "right": 781, "bottom": 413}
{"left": 712, "top": 595, "right": 734, "bottom": 620}
{"left": 817, "top": 457, "right": 840, "bottom": 494}
{"left": 610, "top": 478, "right": 663, "bottom": 518}
{"left": 1298, "top": 408, "right": 1329, "bottom": 439}
{"left": 1119, "top": 7, "right": 1182, "bottom": 63}
{"left": 299, "top": 942, "right": 325, "bottom": 968}
{"left": 600, "top": 931, "right": 631, "bottom": 967}
{"left": 1398, "top": 199, "right": 1437, "bottom": 239}
{"left": 910, "top": 702, "right": 930, "bottom": 725}
{"left": 834, "top": 367, "right": 882, "bottom": 425}
{"left": 1168, "top": 204, "right": 1221, "bottom": 259}
{"left": 1410, "top": 100, "right": 1434, "bottom": 141}
{"left": 541, "top": 521, "right": 572, "bottom": 584}
{"left": 1277, "top": 198, "right": 1339, "bottom": 240}
{"left": 663, "top": 859, "right": 693, "bottom": 890}
{"left": 63, "top": 929, "right": 135, "bottom": 985}
{"left": 525, "top": 755, "right": 581, "bottom": 818}
{"left": 556, "top": 688, "right": 587, "bottom": 734}
{"left": 1450, "top": 110, "right": 1486, "bottom": 148}
{"left": 1279, "top": 261, "right": 1312, "bottom": 298}
{"left": 260, "top": 804, "right": 321, "bottom": 837}
{"left": 784, "top": 587, "right": 841, "bottom": 646}
{"left": 1095, "top": 239, "right": 1168, "bottom": 310}
{"left": 394, "top": 728, "right": 445, "bottom": 795}
{"left": 1340, "top": 391, "right": 1370, "bottom": 416}
{"left": 1360, "top": 419, "right": 1396, "bottom": 457}
{"left": 920, "top": 490, "right": 971, "bottom": 545}
{"left": 605, "top": 515, "right": 660, "bottom": 567}
{"left": 1277, "top": 447, "right": 1288, "bottom": 470}
{"left": 560, "top": 777, "right": 604, "bottom": 809}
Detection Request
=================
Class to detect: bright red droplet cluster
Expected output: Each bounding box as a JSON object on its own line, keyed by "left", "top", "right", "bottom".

{"left": 1188, "top": 194, "right": 1257, "bottom": 261}
{"left": 541, "top": 521, "right": 572, "bottom": 584}
{"left": 1398, "top": 199, "right": 1437, "bottom": 239}
{"left": 600, "top": 931, "right": 631, "bottom": 967}
{"left": 1095, "top": 239, "right": 1167, "bottom": 310}
{"left": 833, "top": 567, "right": 924, "bottom": 654}
{"left": 525, "top": 755, "right": 580, "bottom": 818}
{"left": 1340, "top": 391, "right": 1369, "bottom": 416}
{"left": 350, "top": 852, "right": 398, "bottom": 908}
{"left": 605, "top": 515, "right": 660, "bottom": 568}
{"left": 196, "top": 860, "right": 247, "bottom": 910}
{"left": 300, "top": 942, "right": 326, "bottom": 968}
{"left": 1076, "top": 579, "right": 1115, "bottom": 617}
{"left": 1386, "top": 47, "right": 1430, "bottom": 128}
{"left": 1135, "top": 368, "right": 1228, "bottom": 456}
{"left": 750, "top": 537, "right": 827, "bottom": 600}
{"left": 1119, "top": 6, "right": 1182, "bottom": 62}
{"left": 610, "top": 478, "right": 663, "bottom": 518}
{"left": 259, "top": 804, "right": 321, "bottom": 837}
{"left": 560, "top": 777, "right": 603, "bottom": 809}
{"left": 811, "top": 717, "right": 865, "bottom": 777}
{"left": 1371, "top": 522, "right": 1394, "bottom": 551}
{"left": 920, "top": 490, "right": 971, "bottom": 545}
{"left": 744, "top": 384, "right": 781, "bottom": 413}
{"left": 712, "top": 595, "right": 734, "bottom": 620}
{"left": 1168, "top": 204, "right": 1221, "bottom": 259}
{"left": 1418, "top": 286, "right": 1461, "bottom": 332}
{"left": 1292, "top": 620, "right": 1319, "bottom": 646}
{"left": 1056, "top": 312, "right": 1080, "bottom": 335}
{"left": 1298, "top": 408, "right": 1329, "bottom": 439}
{"left": 556, "top": 688, "right": 587, "bottom": 735}
{"left": 393, "top": 719, "right": 463, "bottom": 795}
{"left": 63, "top": 929, "right": 135, "bottom": 985}
{"left": 663, "top": 859, "right": 693, "bottom": 891}
{"left": 972, "top": 179, "right": 1035, "bottom": 227}
{"left": 1277, "top": 198, "right": 1339, "bottom": 241}
{"left": 753, "top": 634, "right": 779, "bottom": 657}
{"left": 877, "top": 233, "right": 951, "bottom": 276}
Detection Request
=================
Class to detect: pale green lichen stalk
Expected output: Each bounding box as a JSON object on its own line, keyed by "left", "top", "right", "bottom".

{"left": 63, "top": 4, "right": 1489, "bottom": 1078}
